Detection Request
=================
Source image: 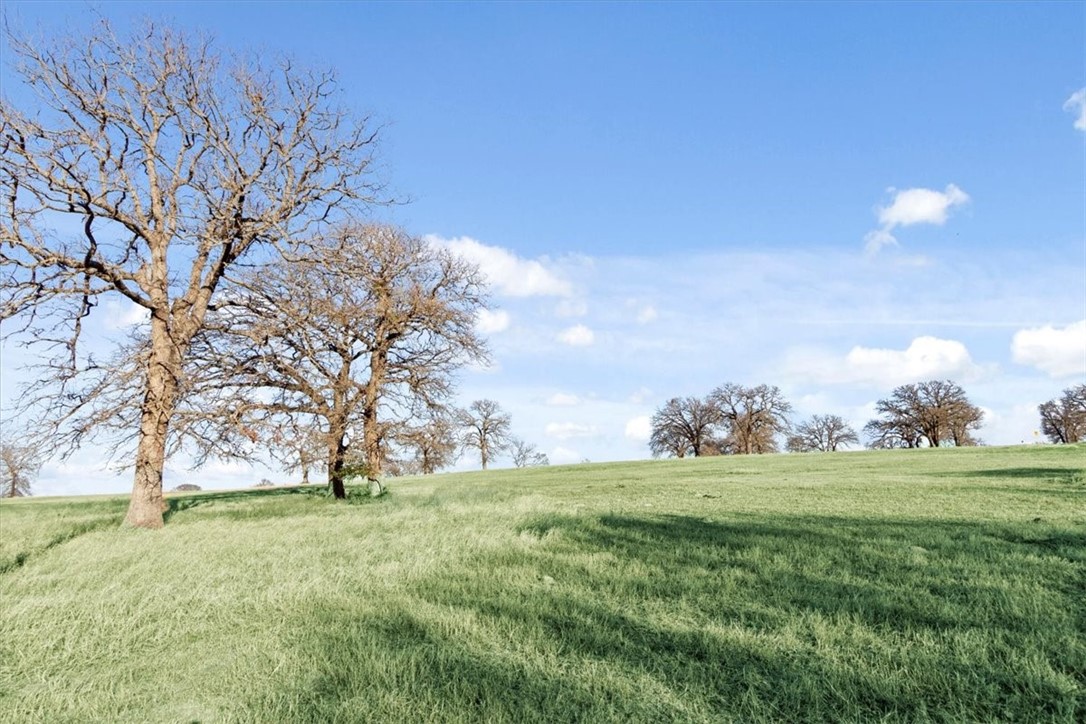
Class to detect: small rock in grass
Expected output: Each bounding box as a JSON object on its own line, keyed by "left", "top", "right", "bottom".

{"left": 541, "top": 575, "right": 556, "bottom": 586}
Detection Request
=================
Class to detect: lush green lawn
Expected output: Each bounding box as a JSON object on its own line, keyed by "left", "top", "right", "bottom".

{"left": 1, "top": 445, "right": 1083, "bottom": 722}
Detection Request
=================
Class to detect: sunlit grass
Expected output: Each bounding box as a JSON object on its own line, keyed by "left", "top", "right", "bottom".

{"left": 1, "top": 444, "right": 1083, "bottom": 722}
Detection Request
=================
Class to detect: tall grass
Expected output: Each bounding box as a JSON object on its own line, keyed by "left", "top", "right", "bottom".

{"left": 1, "top": 445, "right": 1083, "bottom": 722}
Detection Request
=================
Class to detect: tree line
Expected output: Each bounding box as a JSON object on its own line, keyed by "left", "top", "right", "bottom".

{"left": 648, "top": 379, "right": 1069, "bottom": 458}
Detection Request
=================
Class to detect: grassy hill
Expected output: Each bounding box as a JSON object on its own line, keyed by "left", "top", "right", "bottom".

{"left": 1, "top": 445, "right": 1083, "bottom": 722}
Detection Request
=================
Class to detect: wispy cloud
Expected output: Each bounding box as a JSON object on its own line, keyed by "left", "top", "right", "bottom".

{"left": 1011, "top": 320, "right": 1086, "bottom": 378}
{"left": 544, "top": 421, "right": 599, "bottom": 440}
{"left": 545, "top": 392, "right": 581, "bottom": 406}
{"left": 557, "top": 324, "right": 595, "bottom": 347}
{"left": 864, "top": 184, "right": 970, "bottom": 255}
{"left": 1064, "top": 88, "right": 1086, "bottom": 131}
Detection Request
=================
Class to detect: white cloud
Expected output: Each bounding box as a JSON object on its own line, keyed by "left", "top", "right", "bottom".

{"left": 427, "top": 235, "right": 572, "bottom": 297}
{"left": 1011, "top": 320, "right": 1086, "bottom": 378}
{"left": 546, "top": 392, "right": 581, "bottom": 407}
{"left": 624, "top": 415, "right": 651, "bottom": 442}
{"left": 1065, "top": 88, "right": 1086, "bottom": 131}
{"left": 864, "top": 184, "right": 969, "bottom": 255}
{"left": 544, "top": 422, "right": 599, "bottom": 440}
{"left": 878, "top": 185, "right": 970, "bottom": 228}
{"left": 549, "top": 446, "right": 583, "bottom": 465}
{"left": 628, "top": 387, "right": 652, "bottom": 404}
{"left": 557, "top": 324, "right": 594, "bottom": 346}
{"left": 103, "top": 301, "right": 150, "bottom": 330}
{"left": 863, "top": 228, "right": 898, "bottom": 255}
{"left": 786, "top": 336, "right": 983, "bottom": 387}
{"left": 475, "top": 308, "right": 510, "bottom": 334}
{"left": 636, "top": 305, "right": 658, "bottom": 324}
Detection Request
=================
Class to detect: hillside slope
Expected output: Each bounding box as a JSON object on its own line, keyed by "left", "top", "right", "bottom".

{"left": 1, "top": 445, "right": 1083, "bottom": 722}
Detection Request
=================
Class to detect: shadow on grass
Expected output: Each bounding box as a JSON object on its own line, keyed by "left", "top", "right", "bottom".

{"left": 261, "top": 513, "right": 1086, "bottom": 722}
{"left": 163, "top": 484, "right": 387, "bottom": 523}
{"left": 936, "top": 467, "right": 1085, "bottom": 486}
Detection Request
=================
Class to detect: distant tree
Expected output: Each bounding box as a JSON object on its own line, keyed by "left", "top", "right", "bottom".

{"left": 172, "top": 484, "right": 202, "bottom": 492}
{"left": 1038, "top": 384, "right": 1086, "bottom": 443}
{"left": 0, "top": 21, "right": 384, "bottom": 528}
{"left": 396, "top": 410, "right": 460, "bottom": 474}
{"left": 190, "top": 224, "right": 488, "bottom": 498}
{"left": 459, "top": 400, "right": 512, "bottom": 470}
{"left": 0, "top": 441, "right": 41, "bottom": 497}
{"left": 786, "top": 414, "right": 859, "bottom": 452}
{"left": 254, "top": 479, "right": 275, "bottom": 488}
{"left": 865, "top": 380, "right": 983, "bottom": 448}
{"left": 648, "top": 396, "right": 724, "bottom": 458}
{"left": 711, "top": 383, "right": 793, "bottom": 454}
{"left": 510, "top": 438, "right": 550, "bottom": 468}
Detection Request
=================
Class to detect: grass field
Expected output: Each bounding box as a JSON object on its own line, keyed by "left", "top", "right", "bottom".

{"left": 1, "top": 445, "right": 1083, "bottom": 722}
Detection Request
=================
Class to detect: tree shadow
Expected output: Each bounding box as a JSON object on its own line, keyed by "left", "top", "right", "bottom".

{"left": 936, "top": 467, "right": 1084, "bottom": 485}
{"left": 259, "top": 513, "right": 1085, "bottom": 722}
{"left": 163, "top": 484, "right": 382, "bottom": 523}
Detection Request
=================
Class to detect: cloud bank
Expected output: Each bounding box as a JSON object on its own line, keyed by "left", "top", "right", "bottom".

{"left": 1011, "top": 320, "right": 1086, "bottom": 378}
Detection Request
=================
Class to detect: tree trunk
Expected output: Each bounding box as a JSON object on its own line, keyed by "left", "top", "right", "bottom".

{"left": 123, "top": 328, "right": 180, "bottom": 529}
{"left": 480, "top": 438, "right": 489, "bottom": 470}
{"left": 327, "top": 434, "right": 347, "bottom": 499}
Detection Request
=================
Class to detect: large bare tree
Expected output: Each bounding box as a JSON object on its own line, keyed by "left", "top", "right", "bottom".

{"left": 1038, "top": 384, "right": 1086, "bottom": 444}
{"left": 864, "top": 380, "right": 983, "bottom": 449}
{"left": 459, "top": 399, "right": 511, "bottom": 470}
{"left": 395, "top": 411, "right": 461, "bottom": 475}
{"left": 648, "top": 396, "right": 724, "bottom": 458}
{"left": 711, "top": 383, "right": 793, "bottom": 454}
{"left": 190, "top": 224, "right": 488, "bottom": 498}
{"left": 0, "top": 22, "right": 382, "bottom": 527}
{"left": 0, "top": 441, "right": 41, "bottom": 497}
{"left": 786, "top": 414, "right": 859, "bottom": 453}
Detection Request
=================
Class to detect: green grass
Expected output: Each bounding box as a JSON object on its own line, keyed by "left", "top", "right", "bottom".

{"left": 1, "top": 445, "right": 1083, "bottom": 722}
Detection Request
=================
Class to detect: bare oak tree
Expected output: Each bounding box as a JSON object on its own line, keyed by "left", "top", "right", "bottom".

{"left": 864, "top": 380, "right": 983, "bottom": 449}
{"left": 0, "top": 441, "right": 42, "bottom": 497}
{"left": 393, "top": 409, "right": 460, "bottom": 475}
{"left": 786, "top": 414, "right": 859, "bottom": 453}
{"left": 711, "top": 383, "right": 793, "bottom": 454}
{"left": 191, "top": 224, "right": 487, "bottom": 498}
{"left": 648, "top": 396, "right": 724, "bottom": 458}
{"left": 1, "top": 21, "right": 382, "bottom": 527}
{"left": 509, "top": 437, "right": 549, "bottom": 468}
{"left": 459, "top": 399, "right": 511, "bottom": 470}
{"left": 1038, "top": 384, "right": 1086, "bottom": 444}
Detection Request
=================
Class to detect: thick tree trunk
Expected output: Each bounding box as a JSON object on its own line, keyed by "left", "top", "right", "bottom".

{"left": 123, "top": 329, "right": 180, "bottom": 529}
{"left": 327, "top": 435, "right": 347, "bottom": 499}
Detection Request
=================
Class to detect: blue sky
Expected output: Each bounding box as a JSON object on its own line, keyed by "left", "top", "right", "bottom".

{"left": 2, "top": 2, "right": 1084, "bottom": 494}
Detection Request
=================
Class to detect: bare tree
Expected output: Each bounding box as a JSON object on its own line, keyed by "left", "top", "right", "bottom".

{"left": 395, "top": 410, "right": 460, "bottom": 475}
{"left": 509, "top": 437, "right": 549, "bottom": 468}
{"left": 786, "top": 414, "right": 859, "bottom": 453}
{"left": 459, "top": 399, "right": 511, "bottom": 470}
{"left": 648, "top": 396, "right": 724, "bottom": 458}
{"left": 0, "top": 441, "right": 41, "bottom": 497}
{"left": 1, "top": 21, "right": 383, "bottom": 527}
{"left": 190, "top": 224, "right": 488, "bottom": 498}
{"left": 864, "top": 380, "right": 983, "bottom": 449}
{"left": 711, "top": 383, "right": 793, "bottom": 454}
{"left": 1039, "top": 384, "right": 1086, "bottom": 443}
